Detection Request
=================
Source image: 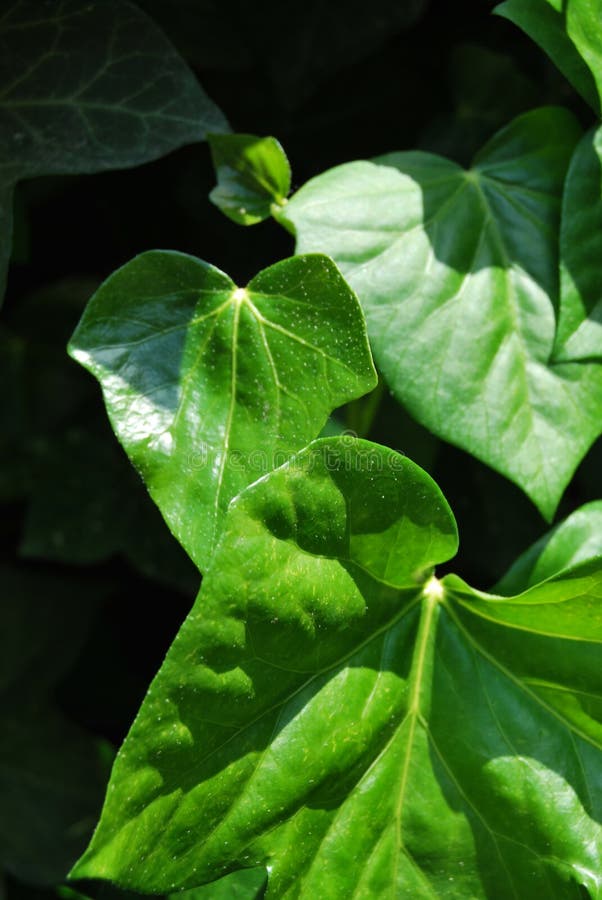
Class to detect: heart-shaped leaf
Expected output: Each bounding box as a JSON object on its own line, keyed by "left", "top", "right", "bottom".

{"left": 280, "top": 107, "right": 602, "bottom": 520}
{"left": 69, "top": 438, "right": 601, "bottom": 898}
{"left": 69, "top": 253, "right": 377, "bottom": 570}
{"left": 555, "top": 126, "right": 602, "bottom": 362}
{"left": 0, "top": 0, "right": 227, "bottom": 302}
{"left": 209, "top": 133, "right": 291, "bottom": 225}
{"left": 494, "top": 0, "right": 601, "bottom": 114}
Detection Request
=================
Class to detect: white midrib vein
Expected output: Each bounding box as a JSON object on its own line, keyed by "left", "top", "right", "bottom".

{"left": 392, "top": 588, "right": 439, "bottom": 892}
{"left": 212, "top": 294, "right": 241, "bottom": 541}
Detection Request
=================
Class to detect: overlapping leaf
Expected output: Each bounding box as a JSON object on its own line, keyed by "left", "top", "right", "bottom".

{"left": 555, "top": 126, "right": 602, "bottom": 361}
{"left": 494, "top": 0, "right": 602, "bottom": 114}
{"left": 280, "top": 107, "right": 602, "bottom": 519}
{"left": 495, "top": 499, "right": 602, "bottom": 594}
{"left": 69, "top": 438, "right": 601, "bottom": 898}
{"left": 0, "top": 0, "right": 227, "bottom": 301}
{"left": 69, "top": 252, "right": 377, "bottom": 570}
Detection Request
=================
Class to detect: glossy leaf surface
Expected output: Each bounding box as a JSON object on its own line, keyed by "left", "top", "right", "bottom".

{"left": 555, "top": 126, "right": 602, "bottom": 361}
{"left": 494, "top": 0, "right": 601, "bottom": 113}
{"left": 209, "top": 133, "right": 291, "bottom": 225}
{"left": 495, "top": 500, "right": 602, "bottom": 594}
{"left": 69, "top": 253, "right": 376, "bottom": 570}
{"left": 0, "top": 0, "right": 227, "bottom": 300}
{"left": 281, "top": 107, "right": 602, "bottom": 519}
{"left": 70, "top": 439, "right": 601, "bottom": 898}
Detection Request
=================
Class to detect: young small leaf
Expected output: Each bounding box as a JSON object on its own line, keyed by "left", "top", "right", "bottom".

{"left": 555, "top": 126, "right": 602, "bottom": 362}
{"left": 0, "top": 0, "right": 228, "bottom": 302}
{"left": 281, "top": 107, "right": 602, "bottom": 520}
{"left": 494, "top": 0, "right": 601, "bottom": 113}
{"left": 68, "top": 438, "right": 601, "bottom": 898}
{"left": 69, "top": 253, "right": 377, "bottom": 571}
{"left": 209, "top": 133, "right": 291, "bottom": 225}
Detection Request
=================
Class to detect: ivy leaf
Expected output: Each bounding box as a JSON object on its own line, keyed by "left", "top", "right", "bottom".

{"left": 171, "top": 867, "right": 267, "bottom": 899}
{"left": 209, "top": 133, "right": 291, "bottom": 225}
{"left": 69, "top": 253, "right": 377, "bottom": 571}
{"left": 494, "top": 0, "right": 601, "bottom": 114}
{"left": 280, "top": 107, "right": 602, "bottom": 520}
{"left": 69, "top": 438, "right": 601, "bottom": 898}
{"left": 0, "top": 0, "right": 227, "bottom": 301}
{"left": 495, "top": 500, "right": 602, "bottom": 595}
{"left": 554, "top": 126, "right": 602, "bottom": 362}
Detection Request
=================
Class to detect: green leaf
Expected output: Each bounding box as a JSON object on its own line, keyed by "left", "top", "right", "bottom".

{"left": 495, "top": 500, "right": 602, "bottom": 595}
{"left": 564, "top": 0, "right": 602, "bottom": 110}
{"left": 0, "top": 0, "right": 227, "bottom": 301}
{"left": 554, "top": 126, "right": 602, "bottom": 361}
{"left": 494, "top": 0, "right": 601, "bottom": 113}
{"left": 69, "top": 253, "right": 377, "bottom": 571}
{"left": 69, "top": 438, "right": 601, "bottom": 898}
{"left": 171, "top": 867, "right": 267, "bottom": 899}
{"left": 209, "top": 133, "right": 291, "bottom": 225}
{"left": 68, "top": 867, "right": 267, "bottom": 900}
{"left": 280, "top": 107, "right": 602, "bottom": 520}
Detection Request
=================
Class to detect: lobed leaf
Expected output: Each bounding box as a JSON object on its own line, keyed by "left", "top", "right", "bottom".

{"left": 280, "top": 107, "right": 602, "bottom": 519}
{"left": 209, "top": 133, "right": 291, "bottom": 225}
{"left": 69, "top": 438, "right": 601, "bottom": 898}
{"left": 69, "top": 253, "right": 377, "bottom": 570}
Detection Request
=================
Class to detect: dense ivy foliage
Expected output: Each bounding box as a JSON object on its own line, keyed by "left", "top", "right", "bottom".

{"left": 1, "top": 1, "right": 601, "bottom": 898}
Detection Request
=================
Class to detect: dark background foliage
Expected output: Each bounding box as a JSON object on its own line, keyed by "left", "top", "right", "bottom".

{"left": 1, "top": 0, "right": 599, "bottom": 895}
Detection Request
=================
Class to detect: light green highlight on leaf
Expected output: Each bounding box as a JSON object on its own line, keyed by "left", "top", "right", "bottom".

{"left": 209, "top": 133, "right": 291, "bottom": 225}
{"left": 69, "top": 253, "right": 377, "bottom": 571}
{"left": 69, "top": 439, "right": 601, "bottom": 898}
{"left": 282, "top": 107, "right": 602, "bottom": 520}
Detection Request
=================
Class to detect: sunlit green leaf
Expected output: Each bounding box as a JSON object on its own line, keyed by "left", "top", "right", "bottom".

{"left": 69, "top": 253, "right": 377, "bottom": 570}
{"left": 281, "top": 107, "right": 602, "bottom": 519}
{"left": 0, "top": 0, "right": 227, "bottom": 301}
{"left": 69, "top": 438, "right": 601, "bottom": 898}
{"left": 209, "top": 133, "right": 291, "bottom": 225}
